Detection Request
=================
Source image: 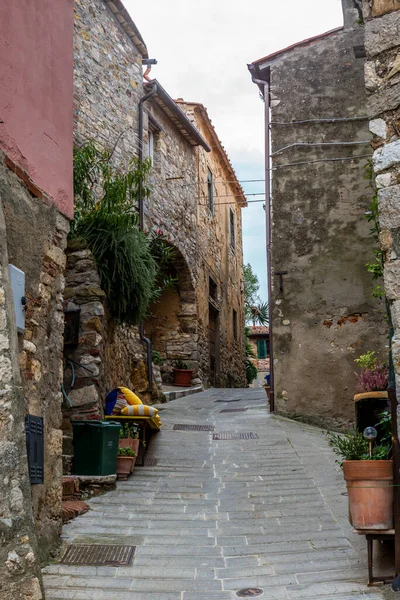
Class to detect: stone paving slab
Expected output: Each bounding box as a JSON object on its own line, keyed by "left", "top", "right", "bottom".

{"left": 43, "top": 388, "right": 390, "bottom": 599}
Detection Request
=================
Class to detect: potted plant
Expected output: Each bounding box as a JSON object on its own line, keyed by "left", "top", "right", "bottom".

{"left": 327, "top": 421, "right": 393, "bottom": 530}
{"left": 354, "top": 351, "right": 389, "bottom": 438}
{"left": 173, "top": 358, "right": 193, "bottom": 387}
{"left": 116, "top": 447, "right": 136, "bottom": 480}
{"left": 119, "top": 423, "right": 140, "bottom": 471}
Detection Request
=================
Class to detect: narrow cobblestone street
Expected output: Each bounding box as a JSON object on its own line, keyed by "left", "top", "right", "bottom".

{"left": 43, "top": 389, "right": 389, "bottom": 600}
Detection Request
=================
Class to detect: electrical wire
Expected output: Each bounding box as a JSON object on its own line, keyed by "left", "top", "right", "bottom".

{"left": 272, "top": 141, "right": 371, "bottom": 156}
{"left": 270, "top": 116, "right": 369, "bottom": 125}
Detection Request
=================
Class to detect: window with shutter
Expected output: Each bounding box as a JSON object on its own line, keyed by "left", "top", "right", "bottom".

{"left": 257, "top": 339, "right": 267, "bottom": 359}
{"left": 25, "top": 415, "right": 44, "bottom": 484}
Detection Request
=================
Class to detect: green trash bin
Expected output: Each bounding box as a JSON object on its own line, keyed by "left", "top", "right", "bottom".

{"left": 72, "top": 420, "right": 121, "bottom": 476}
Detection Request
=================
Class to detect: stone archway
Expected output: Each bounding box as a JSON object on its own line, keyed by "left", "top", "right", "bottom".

{"left": 145, "top": 246, "right": 199, "bottom": 385}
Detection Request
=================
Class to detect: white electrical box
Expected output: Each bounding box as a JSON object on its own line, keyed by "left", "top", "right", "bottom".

{"left": 9, "top": 264, "right": 25, "bottom": 334}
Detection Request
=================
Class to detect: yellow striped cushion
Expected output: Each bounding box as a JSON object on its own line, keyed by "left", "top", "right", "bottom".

{"left": 121, "top": 405, "right": 159, "bottom": 417}
{"left": 119, "top": 387, "right": 142, "bottom": 406}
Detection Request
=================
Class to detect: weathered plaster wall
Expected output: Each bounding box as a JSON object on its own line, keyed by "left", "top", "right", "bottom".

{"left": 362, "top": 2, "right": 400, "bottom": 383}
{"left": 268, "top": 24, "right": 387, "bottom": 428}
{"left": 0, "top": 0, "right": 74, "bottom": 217}
{"left": 0, "top": 187, "right": 44, "bottom": 600}
{"left": 1, "top": 157, "right": 69, "bottom": 559}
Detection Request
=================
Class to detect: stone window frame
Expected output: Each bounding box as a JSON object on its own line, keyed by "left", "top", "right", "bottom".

{"left": 147, "top": 113, "right": 163, "bottom": 170}
{"left": 207, "top": 167, "right": 214, "bottom": 216}
{"left": 230, "top": 206, "right": 236, "bottom": 251}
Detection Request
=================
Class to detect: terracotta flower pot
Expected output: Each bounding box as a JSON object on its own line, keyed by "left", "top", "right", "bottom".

{"left": 173, "top": 368, "right": 193, "bottom": 387}
{"left": 116, "top": 456, "right": 134, "bottom": 480}
{"left": 119, "top": 439, "right": 139, "bottom": 472}
{"left": 343, "top": 460, "right": 393, "bottom": 530}
{"left": 263, "top": 386, "right": 271, "bottom": 401}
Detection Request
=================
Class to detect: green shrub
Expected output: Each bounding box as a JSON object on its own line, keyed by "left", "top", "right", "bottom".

{"left": 71, "top": 142, "right": 158, "bottom": 324}
{"left": 118, "top": 447, "right": 136, "bottom": 457}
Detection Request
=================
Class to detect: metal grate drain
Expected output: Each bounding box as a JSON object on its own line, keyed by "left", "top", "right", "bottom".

{"left": 173, "top": 424, "right": 215, "bottom": 431}
{"left": 61, "top": 545, "right": 135, "bottom": 566}
{"left": 237, "top": 589, "right": 264, "bottom": 597}
{"left": 213, "top": 432, "right": 259, "bottom": 440}
{"left": 219, "top": 408, "right": 247, "bottom": 413}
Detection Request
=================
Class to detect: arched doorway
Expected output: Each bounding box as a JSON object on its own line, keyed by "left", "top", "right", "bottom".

{"left": 145, "top": 246, "right": 199, "bottom": 385}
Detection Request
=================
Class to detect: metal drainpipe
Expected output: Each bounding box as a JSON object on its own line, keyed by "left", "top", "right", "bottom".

{"left": 138, "top": 82, "right": 157, "bottom": 393}
{"left": 250, "top": 71, "right": 275, "bottom": 412}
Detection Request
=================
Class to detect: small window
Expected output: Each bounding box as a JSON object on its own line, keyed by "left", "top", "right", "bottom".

{"left": 209, "top": 276, "right": 218, "bottom": 302}
{"left": 257, "top": 339, "right": 267, "bottom": 359}
{"left": 230, "top": 207, "right": 235, "bottom": 250}
{"left": 148, "top": 130, "right": 154, "bottom": 163}
{"left": 207, "top": 168, "right": 214, "bottom": 215}
{"left": 233, "top": 309, "right": 237, "bottom": 341}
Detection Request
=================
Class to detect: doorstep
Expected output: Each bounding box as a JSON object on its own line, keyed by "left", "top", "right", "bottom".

{"left": 162, "top": 384, "right": 203, "bottom": 402}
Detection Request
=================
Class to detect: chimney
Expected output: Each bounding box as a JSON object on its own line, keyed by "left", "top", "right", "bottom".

{"left": 341, "top": 0, "right": 362, "bottom": 29}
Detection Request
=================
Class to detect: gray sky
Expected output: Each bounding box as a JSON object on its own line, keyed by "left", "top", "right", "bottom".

{"left": 126, "top": 0, "right": 344, "bottom": 300}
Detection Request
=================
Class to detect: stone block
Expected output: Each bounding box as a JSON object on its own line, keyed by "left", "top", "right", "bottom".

{"left": 373, "top": 139, "right": 400, "bottom": 172}
{"left": 371, "top": 0, "right": 400, "bottom": 17}
{"left": 369, "top": 118, "right": 387, "bottom": 138}
{"left": 68, "top": 385, "right": 99, "bottom": 407}
{"left": 365, "top": 10, "right": 400, "bottom": 56}
{"left": 384, "top": 260, "right": 400, "bottom": 299}
{"left": 368, "top": 82, "right": 400, "bottom": 117}
{"left": 378, "top": 184, "right": 400, "bottom": 228}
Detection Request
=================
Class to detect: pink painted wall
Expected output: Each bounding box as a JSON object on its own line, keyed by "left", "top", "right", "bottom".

{"left": 0, "top": 0, "right": 74, "bottom": 218}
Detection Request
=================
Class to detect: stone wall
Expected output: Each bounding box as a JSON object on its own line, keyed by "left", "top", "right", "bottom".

{"left": 362, "top": 2, "right": 400, "bottom": 379}
{"left": 74, "top": 0, "right": 143, "bottom": 164}
{"left": 178, "top": 103, "right": 247, "bottom": 388}
{"left": 62, "top": 244, "right": 163, "bottom": 472}
{"left": 73, "top": 0, "right": 246, "bottom": 391}
{"left": 0, "top": 179, "right": 44, "bottom": 600}
{"left": 263, "top": 21, "right": 387, "bottom": 428}
{"left": 0, "top": 157, "right": 69, "bottom": 559}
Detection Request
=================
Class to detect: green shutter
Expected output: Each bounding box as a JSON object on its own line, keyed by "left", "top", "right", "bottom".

{"left": 257, "top": 339, "right": 267, "bottom": 359}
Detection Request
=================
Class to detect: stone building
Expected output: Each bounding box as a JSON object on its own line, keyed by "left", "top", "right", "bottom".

{"left": 68, "top": 0, "right": 247, "bottom": 432}
{"left": 248, "top": 0, "right": 387, "bottom": 429}
{"left": 0, "top": 1, "right": 73, "bottom": 598}
{"left": 248, "top": 326, "right": 270, "bottom": 372}
{"left": 361, "top": 2, "right": 400, "bottom": 386}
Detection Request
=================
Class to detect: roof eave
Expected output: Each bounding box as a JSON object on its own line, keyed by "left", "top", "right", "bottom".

{"left": 105, "top": 0, "right": 148, "bottom": 58}
{"left": 176, "top": 101, "right": 247, "bottom": 207}
{"left": 145, "top": 81, "right": 210, "bottom": 152}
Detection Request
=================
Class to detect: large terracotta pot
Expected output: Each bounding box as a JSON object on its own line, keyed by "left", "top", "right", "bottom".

{"left": 173, "top": 368, "right": 193, "bottom": 387}
{"left": 343, "top": 460, "right": 393, "bottom": 530}
{"left": 116, "top": 456, "right": 134, "bottom": 480}
{"left": 119, "top": 438, "right": 139, "bottom": 472}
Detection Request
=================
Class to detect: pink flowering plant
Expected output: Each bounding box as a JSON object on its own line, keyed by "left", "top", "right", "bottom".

{"left": 354, "top": 351, "right": 388, "bottom": 393}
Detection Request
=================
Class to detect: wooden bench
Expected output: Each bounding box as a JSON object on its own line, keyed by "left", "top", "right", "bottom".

{"left": 104, "top": 414, "right": 160, "bottom": 466}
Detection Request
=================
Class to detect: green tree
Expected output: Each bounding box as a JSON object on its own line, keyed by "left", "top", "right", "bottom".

{"left": 243, "top": 263, "right": 269, "bottom": 325}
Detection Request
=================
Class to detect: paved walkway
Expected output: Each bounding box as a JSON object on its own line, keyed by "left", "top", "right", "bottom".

{"left": 43, "top": 388, "right": 390, "bottom": 600}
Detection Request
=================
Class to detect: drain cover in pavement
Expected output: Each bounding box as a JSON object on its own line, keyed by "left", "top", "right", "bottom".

{"left": 219, "top": 408, "right": 247, "bottom": 413}
{"left": 61, "top": 545, "right": 135, "bottom": 566}
{"left": 173, "top": 424, "right": 215, "bottom": 431}
{"left": 237, "top": 589, "right": 263, "bottom": 597}
{"left": 213, "top": 432, "right": 259, "bottom": 440}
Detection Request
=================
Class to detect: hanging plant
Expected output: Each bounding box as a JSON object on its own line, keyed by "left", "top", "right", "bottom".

{"left": 71, "top": 142, "right": 156, "bottom": 324}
